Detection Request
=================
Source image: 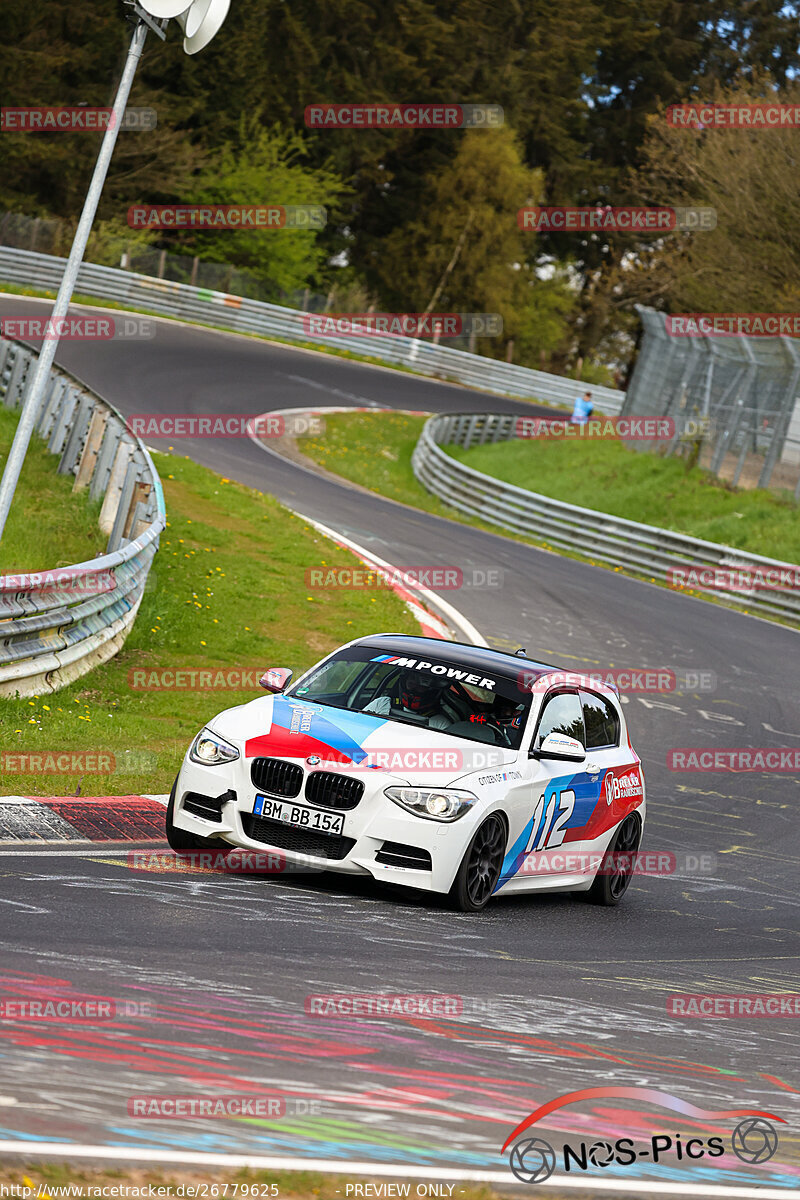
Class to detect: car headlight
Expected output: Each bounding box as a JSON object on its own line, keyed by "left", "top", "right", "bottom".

{"left": 385, "top": 786, "right": 477, "bottom": 822}
{"left": 189, "top": 729, "right": 239, "bottom": 766}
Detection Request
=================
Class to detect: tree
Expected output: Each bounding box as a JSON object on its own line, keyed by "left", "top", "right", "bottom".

{"left": 621, "top": 78, "right": 800, "bottom": 314}
{"left": 183, "top": 121, "right": 347, "bottom": 295}
{"left": 373, "top": 127, "right": 573, "bottom": 363}
{"left": 0, "top": 0, "right": 199, "bottom": 218}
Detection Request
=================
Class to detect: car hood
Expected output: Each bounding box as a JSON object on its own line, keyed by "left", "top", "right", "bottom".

{"left": 210, "top": 693, "right": 517, "bottom": 785}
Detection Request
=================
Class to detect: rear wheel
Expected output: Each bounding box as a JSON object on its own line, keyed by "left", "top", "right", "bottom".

{"left": 585, "top": 813, "right": 641, "bottom": 906}
{"left": 450, "top": 813, "right": 506, "bottom": 912}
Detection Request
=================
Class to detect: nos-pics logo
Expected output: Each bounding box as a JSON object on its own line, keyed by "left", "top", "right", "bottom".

{"left": 502, "top": 1087, "right": 782, "bottom": 1184}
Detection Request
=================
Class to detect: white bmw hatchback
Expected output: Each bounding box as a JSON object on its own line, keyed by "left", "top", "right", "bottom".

{"left": 166, "top": 634, "right": 646, "bottom": 911}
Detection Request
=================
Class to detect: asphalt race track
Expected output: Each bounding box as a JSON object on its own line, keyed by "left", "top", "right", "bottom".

{"left": 0, "top": 296, "right": 799, "bottom": 1194}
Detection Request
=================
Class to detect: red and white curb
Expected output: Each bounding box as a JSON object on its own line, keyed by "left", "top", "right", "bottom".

{"left": 0, "top": 795, "right": 168, "bottom": 844}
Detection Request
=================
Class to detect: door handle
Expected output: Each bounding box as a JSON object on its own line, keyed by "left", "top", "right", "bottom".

{"left": 585, "top": 761, "right": 600, "bottom": 773}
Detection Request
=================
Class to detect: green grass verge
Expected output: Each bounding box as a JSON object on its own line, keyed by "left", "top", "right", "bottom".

{"left": 303, "top": 411, "right": 800, "bottom": 564}
{"left": 447, "top": 435, "right": 800, "bottom": 562}
{"left": 0, "top": 421, "right": 418, "bottom": 795}
{"left": 0, "top": 408, "right": 105, "bottom": 570}
{"left": 304, "top": 411, "right": 466, "bottom": 517}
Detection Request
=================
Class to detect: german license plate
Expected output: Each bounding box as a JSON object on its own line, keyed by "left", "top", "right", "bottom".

{"left": 253, "top": 795, "right": 344, "bottom": 835}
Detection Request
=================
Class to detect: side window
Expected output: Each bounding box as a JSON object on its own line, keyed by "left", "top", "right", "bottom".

{"left": 581, "top": 690, "right": 620, "bottom": 749}
{"left": 533, "top": 691, "right": 585, "bottom": 749}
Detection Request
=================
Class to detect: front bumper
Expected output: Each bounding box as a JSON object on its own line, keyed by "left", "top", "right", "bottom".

{"left": 172, "top": 755, "right": 476, "bottom": 895}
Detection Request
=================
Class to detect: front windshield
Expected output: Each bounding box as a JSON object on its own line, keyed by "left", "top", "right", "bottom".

{"left": 286, "top": 645, "right": 531, "bottom": 750}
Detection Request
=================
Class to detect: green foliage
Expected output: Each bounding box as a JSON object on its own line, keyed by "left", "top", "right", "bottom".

{"left": 183, "top": 121, "right": 347, "bottom": 293}
{"left": 376, "top": 128, "right": 538, "bottom": 307}
{"left": 3, "top": 0, "right": 800, "bottom": 371}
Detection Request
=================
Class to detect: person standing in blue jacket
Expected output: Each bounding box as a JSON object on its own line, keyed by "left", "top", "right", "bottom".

{"left": 571, "top": 389, "right": 594, "bottom": 424}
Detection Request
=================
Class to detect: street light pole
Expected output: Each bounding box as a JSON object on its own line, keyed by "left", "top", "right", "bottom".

{"left": 0, "top": 16, "right": 151, "bottom": 542}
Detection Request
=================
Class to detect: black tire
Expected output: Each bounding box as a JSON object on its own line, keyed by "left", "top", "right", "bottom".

{"left": 585, "top": 813, "right": 642, "bottom": 906}
{"left": 449, "top": 813, "right": 507, "bottom": 912}
{"left": 165, "top": 778, "right": 228, "bottom": 853}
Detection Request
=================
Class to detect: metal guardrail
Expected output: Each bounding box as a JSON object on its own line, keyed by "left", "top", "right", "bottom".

{"left": 0, "top": 336, "right": 165, "bottom": 697}
{"left": 0, "top": 246, "right": 626, "bottom": 416}
{"left": 412, "top": 413, "right": 800, "bottom": 625}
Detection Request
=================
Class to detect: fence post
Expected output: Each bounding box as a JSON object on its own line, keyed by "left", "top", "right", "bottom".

{"left": 758, "top": 337, "right": 800, "bottom": 488}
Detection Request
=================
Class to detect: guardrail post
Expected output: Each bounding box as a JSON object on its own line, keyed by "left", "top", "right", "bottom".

{"left": 0, "top": 339, "right": 13, "bottom": 381}
{"left": 72, "top": 408, "right": 108, "bottom": 491}
{"left": 89, "top": 418, "right": 123, "bottom": 501}
{"left": 2, "top": 347, "right": 30, "bottom": 409}
{"left": 463, "top": 415, "right": 479, "bottom": 449}
{"left": 100, "top": 439, "right": 135, "bottom": 537}
{"left": 48, "top": 385, "right": 79, "bottom": 455}
{"left": 58, "top": 395, "right": 92, "bottom": 475}
{"left": 107, "top": 460, "right": 142, "bottom": 552}
{"left": 36, "top": 374, "right": 68, "bottom": 439}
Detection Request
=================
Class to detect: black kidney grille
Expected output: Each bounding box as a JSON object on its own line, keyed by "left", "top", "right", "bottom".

{"left": 305, "top": 770, "right": 364, "bottom": 811}
{"left": 251, "top": 757, "right": 303, "bottom": 797}
{"left": 241, "top": 814, "right": 356, "bottom": 860}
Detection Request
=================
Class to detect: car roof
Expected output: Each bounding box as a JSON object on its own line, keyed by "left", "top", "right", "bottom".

{"left": 352, "top": 634, "right": 620, "bottom": 698}
{"left": 353, "top": 633, "right": 560, "bottom": 681}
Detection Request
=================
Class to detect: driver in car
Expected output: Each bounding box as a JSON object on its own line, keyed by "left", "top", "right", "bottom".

{"left": 493, "top": 696, "right": 526, "bottom": 736}
{"left": 363, "top": 670, "right": 455, "bottom": 729}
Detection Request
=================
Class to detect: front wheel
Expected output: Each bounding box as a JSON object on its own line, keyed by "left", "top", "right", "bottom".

{"left": 585, "top": 813, "right": 642, "bottom": 906}
{"left": 449, "top": 813, "right": 507, "bottom": 912}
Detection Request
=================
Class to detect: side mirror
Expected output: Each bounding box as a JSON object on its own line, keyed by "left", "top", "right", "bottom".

{"left": 531, "top": 732, "right": 586, "bottom": 762}
{"left": 259, "top": 667, "right": 293, "bottom": 694}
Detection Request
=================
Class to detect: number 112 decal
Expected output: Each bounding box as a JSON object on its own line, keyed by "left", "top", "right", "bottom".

{"left": 525, "top": 788, "right": 576, "bottom": 851}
